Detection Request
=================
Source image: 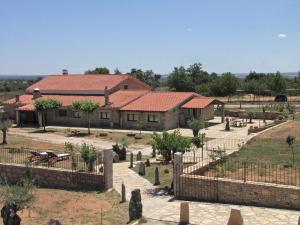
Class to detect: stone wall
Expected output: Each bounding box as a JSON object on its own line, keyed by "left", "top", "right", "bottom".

{"left": 218, "top": 110, "right": 283, "bottom": 120}
{"left": 177, "top": 174, "right": 300, "bottom": 210}
{"left": 0, "top": 163, "right": 105, "bottom": 190}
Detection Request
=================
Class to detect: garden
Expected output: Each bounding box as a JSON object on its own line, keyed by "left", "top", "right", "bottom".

{"left": 198, "top": 120, "right": 300, "bottom": 186}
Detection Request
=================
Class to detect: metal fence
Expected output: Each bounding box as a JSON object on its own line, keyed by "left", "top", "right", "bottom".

{"left": 181, "top": 155, "right": 300, "bottom": 187}
{"left": 0, "top": 147, "right": 104, "bottom": 174}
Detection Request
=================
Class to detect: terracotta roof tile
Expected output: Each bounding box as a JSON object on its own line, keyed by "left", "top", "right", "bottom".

{"left": 120, "top": 92, "right": 197, "bottom": 112}
{"left": 26, "top": 74, "right": 150, "bottom": 93}
{"left": 181, "top": 97, "right": 224, "bottom": 109}
{"left": 7, "top": 90, "right": 149, "bottom": 111}
{"left": 109, "top": 90, "right": 149, "bottom": 108}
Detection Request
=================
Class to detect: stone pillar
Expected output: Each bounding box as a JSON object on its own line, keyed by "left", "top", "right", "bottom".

{"left": 129, "top": 152, "right": 133, "bottom": 168}
{"left": 221, "top": 104, "right": 225, "bottom": 123}
{"left": 37, "top": 111, "right": 43, "bottom": 127}
{"left": 180, "top": 202, "right": 189, "bottom": 224}
{"left": 121, "top": 182, "right": 126, "bottom": 203}
{"left": 154, "top": 167, "right": 160, "bottom": 186}
{"left": 103, "top": 149, "right": 113, "bottom": 190}
{"left": 16, "top": 111, "right": 20, "bottom": 126}
{"left": 174, "top": 152, "right": 183, "bottom": 196}
{"left": 227, "top": 209, "right": 243, "bottom": 225}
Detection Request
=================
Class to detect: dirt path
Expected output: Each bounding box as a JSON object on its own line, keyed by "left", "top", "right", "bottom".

{"left": 8, "top": 128, "right": 153, "bottom": 155}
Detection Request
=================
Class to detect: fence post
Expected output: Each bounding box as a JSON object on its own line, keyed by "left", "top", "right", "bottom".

{"left": 243, "top": 162, "right": 247, "bottom": 183}
{"left": 103, "top": 149, "right": 113, "bottom": 190}
{"left": 174, "top": 152, "right": 183, "bottom": 197}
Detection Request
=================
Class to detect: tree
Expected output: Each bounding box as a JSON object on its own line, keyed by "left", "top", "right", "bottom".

{"left": 114, "top": 68, "right": 122, "bottom": 74}
{"left": 128, "top": 68, "right": 161, "bottom": 88}
{"left": 168, "top": 66, "right": 193, "bottom": 91}
{"left": 85, "top": 67, "right": 110, "bottom": 74}
{"left": 151, "top": 130, "right": 191, "bottom": 162}
{"left": 80, "top": 143, "right": 98, "bottom": 172}
{"left": 286, "top": 135, "right": 296, "bottom": 165}
{"left": 187, "top": 118, "right": 204, "bottom": 137}
{"left": 247, "top": 112, "right": 255, "bottom": 123}
{"left": 72, "top": 100, "right": 99, "bottom": 134}
{"left": 35, "top": 99, "right": 62, "bottom": 132}
{"left": 0, "top": 179, "right": 34, "bottom": 225}
{"left": 269, "top": 72, "right": 286, "bottom": 94}
{"left": 0, "top": 120, "right": 12, "bottom": 145}
{"left": 220, "top": 72, "right": 240, "bottom": 99}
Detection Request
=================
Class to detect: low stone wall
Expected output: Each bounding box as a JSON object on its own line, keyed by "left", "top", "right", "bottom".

{"left": 248, "top": 120, "right": 286, "bottom": 134}
{"left": 177, "top": 174, "right": 300, "bottom": 209}
{"left": 0, "top": 163, "right": 105, "bottom": 190}
{"left": 215, "top": 110, "right": 283, "bottom": 120}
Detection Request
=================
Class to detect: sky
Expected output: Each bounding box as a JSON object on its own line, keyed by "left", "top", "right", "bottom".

{"left": 0, "top": 0, "right": 299, "bottom": 75}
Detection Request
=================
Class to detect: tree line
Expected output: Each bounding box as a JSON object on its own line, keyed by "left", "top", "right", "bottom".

{"left": 85, "top": 64, "right": 300, "bottom": 97}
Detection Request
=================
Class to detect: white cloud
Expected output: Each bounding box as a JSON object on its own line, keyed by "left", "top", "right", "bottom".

{"left": 186, "top": 27, "right": 192, "bottom": 32}
{"left": 278, "top": 33, "right": 287, "bottom": 39}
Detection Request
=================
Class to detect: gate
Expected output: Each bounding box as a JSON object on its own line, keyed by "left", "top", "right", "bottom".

{"left": 174, "top": 154, "right": 219, "bottom": 202}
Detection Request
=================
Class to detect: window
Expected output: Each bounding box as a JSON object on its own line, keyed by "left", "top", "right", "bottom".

{"left": 100, "top": 111, "right": 111, "bottom": 120}
{"left": 127, "top": 114, "right": 138, "bottom": 121}
{"left": 148, "top": 114, "right": 159, "bottom": 123}
{"left": 73, "top": 111, "right": 81, "bottom": 118}
{"left": 58, "top": 109, "right": 67, "bottom": 117}
{"left": 124, "top": 85, "right": 128, "bottom": 90}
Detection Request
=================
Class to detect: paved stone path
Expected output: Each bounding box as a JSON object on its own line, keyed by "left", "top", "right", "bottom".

{"left": 114, "top": 161, "right": 300, "bottom": 225}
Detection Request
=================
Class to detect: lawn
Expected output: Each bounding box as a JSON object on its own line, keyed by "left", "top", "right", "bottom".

{"left": 0, "top": 187, "right": 129, "bottom": 225}
{"left": 232, "top": 138, "right": 300, "bottom": 166}
{"left": 132, "top": 163, "right": 173, "bottom": 188}
{"left": 219, "top": 121, "right": 300, "bottom": 166}
{"left": 200, "top": 121, "right": 300, "bottom": 186}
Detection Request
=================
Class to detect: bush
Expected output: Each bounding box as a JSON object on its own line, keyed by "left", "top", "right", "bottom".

{"left": 150, "top": 130, "right": 191, "bottom": 162}
{"left": 80, "top": 143, "right": 97, "bottom": 172}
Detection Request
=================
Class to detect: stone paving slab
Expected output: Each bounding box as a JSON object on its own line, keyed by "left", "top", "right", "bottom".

{"left": 114, "top": 162, "right": 300, "bottom": 225}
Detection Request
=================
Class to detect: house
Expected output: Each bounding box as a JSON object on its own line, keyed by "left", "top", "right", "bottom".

{"left": 3, "top": 72, "right": 224, "bottom": 131}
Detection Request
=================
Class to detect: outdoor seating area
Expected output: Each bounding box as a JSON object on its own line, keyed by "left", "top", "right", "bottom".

{"left": 230, "top": 119, "right": 247, "bottom": 128}
{"left": 0, "top": 147, "right": 102, "bottom": 173}
{"left": 29, "top": 151, "right": 71, "bottom": 166}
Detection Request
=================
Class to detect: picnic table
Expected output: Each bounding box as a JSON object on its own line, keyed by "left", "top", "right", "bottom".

{"left": 231, "top": 120, "right": 247, "bottom": 128}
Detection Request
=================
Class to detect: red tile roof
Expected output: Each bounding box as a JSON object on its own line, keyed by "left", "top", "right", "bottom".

{"left": 109, "top": 90, "right": 149, "bottom": 108}
{"left": 16, "top": 104, "right": 35, "bottom": 111}
{"left": 26, "top": 74, "right": 150, "bottom": 93}
{"left": 8, "top": 90, "right": 148, "bottom": 111}
{"left": 120, "top": 92, "right": 197, "bottom": 112}
{"left": 181, "top": 97, "right": 224, "bottom": 109}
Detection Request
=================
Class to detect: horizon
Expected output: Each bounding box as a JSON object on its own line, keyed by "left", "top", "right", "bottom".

{"left": 0, "top": 0, "right": 299, "bottom": 75}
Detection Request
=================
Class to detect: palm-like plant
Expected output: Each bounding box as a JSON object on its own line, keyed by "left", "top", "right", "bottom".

{"left": 0, "top": 120, "right": 12, "bottom": 144}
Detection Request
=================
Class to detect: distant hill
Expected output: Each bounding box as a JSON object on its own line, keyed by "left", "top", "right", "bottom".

{"left": 236, "top": 72, "right": 299, "bottom": 78}
{"left": 0, "top": 75, "right": 45, "bottom": 80}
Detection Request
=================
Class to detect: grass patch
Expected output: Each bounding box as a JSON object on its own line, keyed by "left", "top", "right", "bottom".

{"left": 131, "top": 163, "right": 173, "bottom": 188}
{"left": 232, "top": 138, "right": 300, "bottom": 166}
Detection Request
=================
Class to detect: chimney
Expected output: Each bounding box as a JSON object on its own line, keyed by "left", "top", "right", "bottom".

{"left": 62, "top": 69, "right": 68, "bottom": 75}
{"left": 132, "top": 73, "right": 137, "bottom": 79}
{"left": 33, "top": 88, "right": 41, "bottom": 99}
{"left": 15, "top": 95, "right": 20, "bottom": 103}
{"left": 104, "top": 86, "right": 109, "bottom": 105}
